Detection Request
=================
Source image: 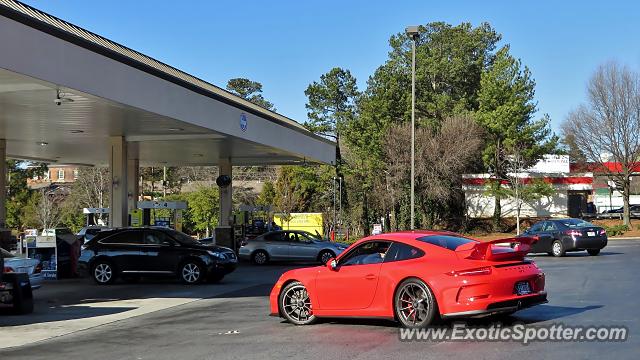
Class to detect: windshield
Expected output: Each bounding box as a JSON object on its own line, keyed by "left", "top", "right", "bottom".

{"left": 559, "top": 219, "right": 594, "bottom": 228}
{"left": 300, "top": 231, "right": 323, "bottom": 241}
{"left": 1, "top": 248, "right": 15, "bottom": 258}
{"left": 167, "top": 229, "right": 199, "bottom": 245}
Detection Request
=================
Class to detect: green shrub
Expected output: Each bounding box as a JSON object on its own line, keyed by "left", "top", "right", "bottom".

{"left": 604, "top": 224, "right": 629, "bottom": 237}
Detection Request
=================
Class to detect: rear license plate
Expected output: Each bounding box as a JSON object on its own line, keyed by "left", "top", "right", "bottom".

{"left": 515, "top": 281, "right": 531, "bottom": 295}
{"left": 587, "top": 231, "right": 595, "bottom": 237}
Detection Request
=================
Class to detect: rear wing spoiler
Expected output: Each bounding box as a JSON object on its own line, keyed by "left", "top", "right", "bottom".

{"left": 456, "top": 236, "right": 538, "bottom": 261}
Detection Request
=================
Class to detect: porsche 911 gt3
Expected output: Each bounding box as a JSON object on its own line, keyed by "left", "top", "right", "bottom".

{"left": 269, "top": 231, "right": 546, "bottom": 328}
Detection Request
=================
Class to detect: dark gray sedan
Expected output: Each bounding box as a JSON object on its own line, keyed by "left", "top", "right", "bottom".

{"left": 238, "top": 230, "right": 348, "bottom": 265}
{"left": 519, "top": 218, "right": 607, "bottom": 257}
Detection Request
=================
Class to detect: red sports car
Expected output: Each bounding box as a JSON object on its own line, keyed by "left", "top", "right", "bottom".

{"left": 269, "top": 231, "right": 547, "bottom": 328}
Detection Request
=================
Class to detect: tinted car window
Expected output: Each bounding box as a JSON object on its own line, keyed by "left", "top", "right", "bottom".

{"left": 417, "top": 235, "right": 475, "bottom": 251}
{"left": 264, "top": 232, "right": 286, "bottom": 242}
{"left": 144, "top": 231, "right": 174, "bottom": 245}
{"left": 340, "top": 241, "right": 391, "bottom": 266}
{"left": 165, "top": 229, "right": 198, "bottom": 245}
{"left": 528, "top": 222, "right": 544, "bottom": 233}
{"left": 290, "top": 233, "right": 312, "bottom": 244}
{"left": 542, "top": 222, "right": 557, "bottom": 231}
{"left": 384, "top": 242, "right": 424, "bottom": 262}
{"left": 99, "top": 231, "right": 143, "bottom": 245}
{"left": 558, "top": 219, "right": 594, "bottom": 228}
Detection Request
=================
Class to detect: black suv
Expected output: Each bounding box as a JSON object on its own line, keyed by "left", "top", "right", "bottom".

{"left": 79, "top": 227, "right": 237, "bottom": 285}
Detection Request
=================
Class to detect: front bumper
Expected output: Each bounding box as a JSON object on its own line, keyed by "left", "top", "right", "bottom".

{"left": 442, "top": 292, "right": 548, "bottom": 319}
{"left": 207, "top": 259, "right": 238, "bottom": 276}
{"left": 269, "top": 278, "right": 285, "bottom": 316}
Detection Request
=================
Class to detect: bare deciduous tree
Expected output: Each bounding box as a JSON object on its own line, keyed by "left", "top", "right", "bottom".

{"left": 384, "top": 116, "right": 484, "bottom": 227}
{"left": 36, "top": 188, "right": 64, "bottom": 230}
{"left": 69, "top": 167, "right": 110, "bottom": 223}
{"left": 498, "top": 147, "right": 554, "bottom": 235}
{"left": 563, "top": 62, "right": 640, "bottom": 226}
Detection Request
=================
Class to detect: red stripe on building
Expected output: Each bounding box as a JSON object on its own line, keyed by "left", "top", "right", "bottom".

{"left": 462, "top": 177, "right": 593, "bottom": 186}
{"left": 570, "top": 162, "right": 640, "bottom": 173}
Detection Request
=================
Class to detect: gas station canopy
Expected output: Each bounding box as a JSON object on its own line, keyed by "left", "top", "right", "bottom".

{"left": 0, "top": 0, "right": 336, "bottom": 167}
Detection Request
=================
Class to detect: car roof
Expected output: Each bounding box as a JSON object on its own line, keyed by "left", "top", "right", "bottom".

{"left": 350, "top": 230, "right": 474, "bottom": 248}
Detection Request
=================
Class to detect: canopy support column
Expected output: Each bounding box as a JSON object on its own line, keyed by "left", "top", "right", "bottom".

{"left": 109, "top": 136, "right": 128, "bottom": 227}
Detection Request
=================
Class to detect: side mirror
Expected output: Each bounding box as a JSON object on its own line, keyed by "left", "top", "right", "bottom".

{"left": 327, "top": 258, "right": 337, "bottom": 271}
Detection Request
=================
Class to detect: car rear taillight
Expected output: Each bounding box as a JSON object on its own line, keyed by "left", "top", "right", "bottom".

{"left": 33, "top": 263, "right": 42, "bottom": 274}
{"left": 446, "top": 266, "right": 492, "bottom": 276}
{"left": 599, "top": 229, "right": 607, "bottom": 236}
{"left": 3, "top": 266, "right": 14, "bottom": 273}
{"left": 565, "top": 230, "right": 582, "bottom": 237}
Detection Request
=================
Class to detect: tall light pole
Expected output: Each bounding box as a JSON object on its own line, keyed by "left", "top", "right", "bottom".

{"left": 406, "top": 25, "right": 419, "bottom": 230}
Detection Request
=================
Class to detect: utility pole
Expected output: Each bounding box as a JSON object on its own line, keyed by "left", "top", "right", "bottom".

{"left": 338, "top": 176, "right": 342, "bottom": 228}
{"left": 163, "top": 166, "right": 167, "bottom": 198}
{"left": 333, "top": 176, "right": 337, "bottom": 232}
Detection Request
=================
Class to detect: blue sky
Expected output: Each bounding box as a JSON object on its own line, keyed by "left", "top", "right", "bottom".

{"left": 21, "top": 0, "right": 640, "bottom": 133}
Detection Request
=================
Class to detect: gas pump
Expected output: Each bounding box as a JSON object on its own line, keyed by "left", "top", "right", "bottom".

{"left": 237, "top": 205, "right": 274, "bottom": 242}
{"left": 135, "top": 201, "right": 187, "bottom": 230}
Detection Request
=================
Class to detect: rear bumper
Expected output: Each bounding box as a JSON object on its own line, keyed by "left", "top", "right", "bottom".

{"left": 442, "top": 292, "right": 547, "bottom": 319}
{"left": 570, "top": 236, "right": 607, "bottom": 250}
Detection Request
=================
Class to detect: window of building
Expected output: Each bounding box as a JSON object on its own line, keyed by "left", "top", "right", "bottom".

{"left": 58, "top": 169, "right": 65, "bottom": 180}
{"left": 73, "top": 169, "right": 79, "bottom": 179}
{"left": 44, "top": 171, "right": 50, "bottom": 180}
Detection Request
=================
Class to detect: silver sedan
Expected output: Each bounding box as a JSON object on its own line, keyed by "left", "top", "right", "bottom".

{"left": 1, "top": 248, "right": 43, "bottom": 289}
{"left": 238, "top": 230, "right": 348, "bottom": 265}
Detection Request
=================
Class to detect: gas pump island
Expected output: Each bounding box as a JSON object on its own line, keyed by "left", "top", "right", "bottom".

{"left": 84, "top": 202, "right": 187, "bottom": 231}
{"left": 131, "top": 201, "right": 187, "bottom": 231}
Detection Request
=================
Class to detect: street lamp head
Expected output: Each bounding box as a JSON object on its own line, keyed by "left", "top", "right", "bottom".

{"left": 405, "top": 25, "right": 420, "bottom": 39}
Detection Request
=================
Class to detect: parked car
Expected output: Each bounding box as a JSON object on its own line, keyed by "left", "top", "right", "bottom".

{"left": 77, "top": 226, "right": 109, "bottom": 244}
{"left": 270, "top": 231, "right": 546, "bottom": 327}
{"left": 598, "top": 205, "right": 640, "bottom": 219}
{"left": 519, "top": 218, "right": 607, "bottom": 257}
{"left": 0, "top": 248, "right": 34, "bottom": 314}
{"left": 239, "top": 230, "right": 348, "bottom": 265}
{"left": 1, "top": 248, "right": 43, "bottom": 289}
{"left": 79, "top": 227, "right": 237, "bottom": 285}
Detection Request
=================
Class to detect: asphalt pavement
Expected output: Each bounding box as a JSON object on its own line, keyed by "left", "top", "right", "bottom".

{"left": 1, "top": 241, "right": 639, "bottom": 360}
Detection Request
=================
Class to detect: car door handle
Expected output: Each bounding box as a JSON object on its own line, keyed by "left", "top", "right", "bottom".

{"left": 364, "top": 274, "right": 377, "bottom": 280}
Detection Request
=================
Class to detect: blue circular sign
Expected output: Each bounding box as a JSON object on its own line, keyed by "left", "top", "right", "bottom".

{"left": 240, "top": 113, "right": 248, "bottom": 132}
